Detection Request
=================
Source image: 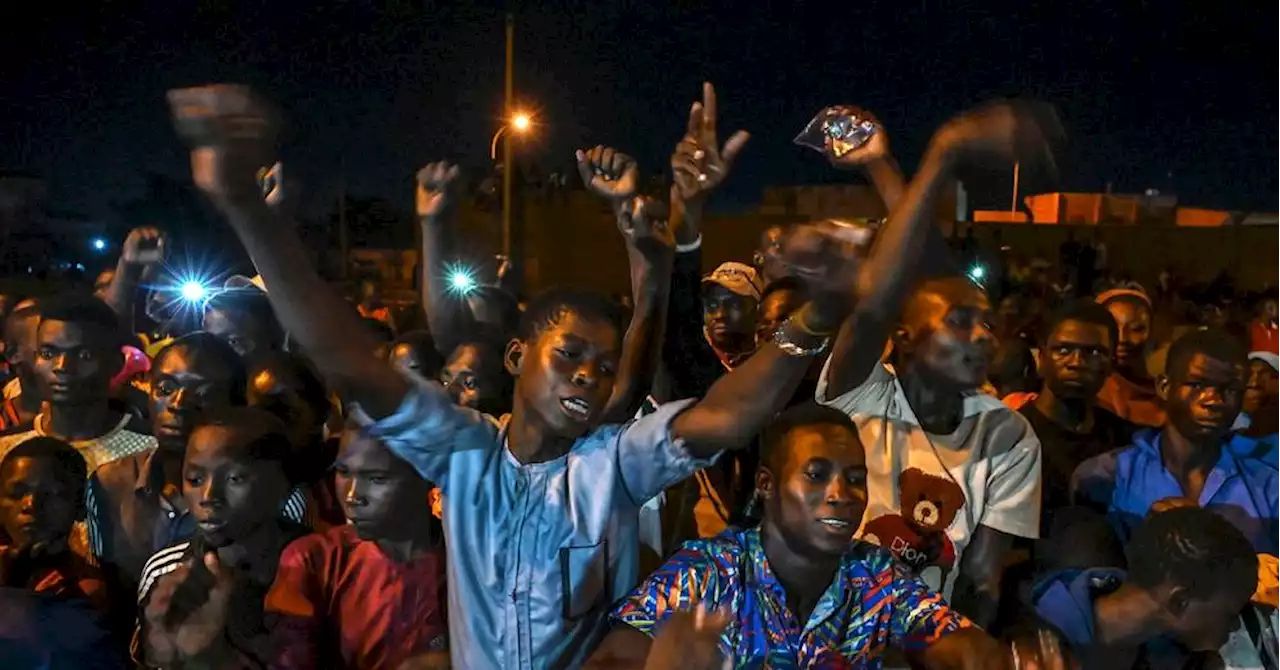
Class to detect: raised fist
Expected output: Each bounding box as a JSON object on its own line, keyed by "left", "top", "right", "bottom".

{"left": 575, "top": 146, "right": 639, "bottom": 201}
{"left": 416, "top": 161, "right": 462, "bottom": 220}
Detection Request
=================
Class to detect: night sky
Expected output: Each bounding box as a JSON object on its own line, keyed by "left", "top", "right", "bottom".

{"left": 1, "top": 0, "right": 1275, "bottom": 221}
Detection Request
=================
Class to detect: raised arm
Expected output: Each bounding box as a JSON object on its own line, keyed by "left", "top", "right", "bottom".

{"left": 823, "top": 102, "right": 1062, "bottom": 398}
{"left": 100, "top": 227, "right": 163, "bottom": 329}
{"left": 168, "top": 85, "right": 408, "bottom": 419}
{"left": 416, "top": 161, "right": 475, "bottom": 356}
{"left": 572, "top": 147, "right": 673, "bottom": 421}
{"left": 671, "top": 223, "right": 859, "bottom": 458}
{"left": 662, "top": 83, "right": 751, "bottom": 399}
{"left": 824, "top": 110, "right": 907, "bottom": 213}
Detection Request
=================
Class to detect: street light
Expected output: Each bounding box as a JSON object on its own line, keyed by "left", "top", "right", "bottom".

{"left": 491, "top": 109, "right": 534, "bottom": 267}
{"left": 490, "top": 112, "right": 533, "bottom": 160}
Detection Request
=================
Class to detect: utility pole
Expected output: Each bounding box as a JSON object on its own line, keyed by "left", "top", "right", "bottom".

{"left": 501, "top": 13, "right": 515, "bottom": 261}
{"left": 1010, "top": 162, "right": 1020, "bottom": 215}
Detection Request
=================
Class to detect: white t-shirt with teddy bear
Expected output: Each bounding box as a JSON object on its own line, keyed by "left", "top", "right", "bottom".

{"left": 817, "top": 361, "right": 1043, "bottom": 599}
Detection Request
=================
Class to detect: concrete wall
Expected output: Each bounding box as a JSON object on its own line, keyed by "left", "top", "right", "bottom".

{"left": 389, "top": 189, "right": 1279, "bottom": 298}
{"left": 964, "top": 222, "right": 1278, "bottom": 290}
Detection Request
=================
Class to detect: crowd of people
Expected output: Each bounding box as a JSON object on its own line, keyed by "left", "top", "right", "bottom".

{"left": 0, "top": 82, "right": 1275, "bottom": 670}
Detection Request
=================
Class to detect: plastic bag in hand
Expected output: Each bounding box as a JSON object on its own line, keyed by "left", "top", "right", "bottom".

{"left": 793, "top": 106, "right": 877, "bottom": 158}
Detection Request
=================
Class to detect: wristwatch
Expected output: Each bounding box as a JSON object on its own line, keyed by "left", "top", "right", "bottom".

{"left": 772, "top": 322, "right": 831, "bottom": 357}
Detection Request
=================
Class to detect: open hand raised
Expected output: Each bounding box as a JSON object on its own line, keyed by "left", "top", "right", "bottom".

{"left": 670, "top": 83, "right": 750, "bottom": 203}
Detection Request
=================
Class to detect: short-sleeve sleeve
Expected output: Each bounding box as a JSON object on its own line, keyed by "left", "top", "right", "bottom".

{"left": 360, "top": 372, "right": 500, "bottom": 488}
{"left": 886, "top": 563, "right": 973, "bottom": 652}
{"left": 980, "top": 429, "right": 1043, "bottom": 539}
{"left": 1070, "top": 450, "right": 1120, "bottom": 515}
{"left": 613, "top": 398, "right": 718, "bottom": 507}
{"left": 815, "top": 360, "right": 895, "bottom": 412}
{"left": 611, "top": 542, "right": 725, "bottom": 637}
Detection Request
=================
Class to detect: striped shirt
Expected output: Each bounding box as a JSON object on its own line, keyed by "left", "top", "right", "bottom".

{"left": 133, "top": 519, "right": 309, "bottom": 667}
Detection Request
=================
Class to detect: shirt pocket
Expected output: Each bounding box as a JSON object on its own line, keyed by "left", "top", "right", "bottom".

{"left": 559, "top": 540, "right": 610, "bottom": 621}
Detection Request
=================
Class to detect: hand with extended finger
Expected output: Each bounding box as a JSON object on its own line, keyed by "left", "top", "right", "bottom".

{"left": 575, "top": 146, "right": 639, "bottom": 202}
{"left": 167, "top": 84, "right": 280, "bottom": 208}
{"left": 416, "top": 161, "right": 463, "bottom": 220}
{"left": 618, "top": 195, "right": 674, "bottom": 259}
{"left": 670, "top": 82, "right": 750, "bottom": 203}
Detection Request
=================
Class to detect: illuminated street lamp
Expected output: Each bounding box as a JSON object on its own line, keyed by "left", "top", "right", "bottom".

{"left": 491, "top": 110, "right": 534, "bottom": 261}
{"left": 490, "top": 111, "right": 533, "bottom": 160}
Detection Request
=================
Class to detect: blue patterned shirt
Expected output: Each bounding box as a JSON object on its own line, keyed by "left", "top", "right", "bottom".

{"left": 613, "top": 527, "right": 971, "bottom": 668}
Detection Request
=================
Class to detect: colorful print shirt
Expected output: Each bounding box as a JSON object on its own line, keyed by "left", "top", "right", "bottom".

{"left": 612, "top": 527, "right": 971, "bottom": 668}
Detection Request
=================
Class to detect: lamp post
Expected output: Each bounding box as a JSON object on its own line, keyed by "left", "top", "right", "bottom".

{"left": 489, "top": 113, "right": 531, "bottom": 161}
{"left": 491, "top": 110, "right": 531, "bottom": 264}
{"left": 501, "top": 13, "right": 516, "bottom": 261}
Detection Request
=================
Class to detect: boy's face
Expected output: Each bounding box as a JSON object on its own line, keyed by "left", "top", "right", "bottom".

{"left": 511, "top": 311, "right": 620, "bottom": 440}
{"left": 905, "top": 286, "right": 996, "bottom": 391}
{"left": 0, "top": 456, "right": 80, "bottom": 548}
{"left": 335, "top": 429, "right": 431, "bottom": 541}
{"left": 34, "top": 319, "right": 119, "bottom": 405}
{"left": 1041, "top": 319, "right": 1114, "bottom": 400}
{"left": 150, "top": 346, "right": 240, "bottom": 454}
{"left": 1160, "top": 352, "right": 1245, "bottom": 445}
{"left": 182, "top": 425, "right": 289, "bottom": 548}
{"left": 702, "top": 284, "right": 758, "bottom": 351}
{"left": 1105, "top": 300, "right": 1152, "bottom": 372}
{"left": 759, "top": 423, "right": 868, "bottom": 559}
{"left": 203, "top": 307, "right": 267, "bottom": 360}
{"left": 1167, "top": 583, "right": 1255, "bottom": 652}
{"left": 439, "top": 343, "right": 505, "bottom": 411}
{"left": 389, "top": 342, "right": 431, "bottom": 377}
{"left": 1243, "top": 359, "right": 1279, "bottom": 416}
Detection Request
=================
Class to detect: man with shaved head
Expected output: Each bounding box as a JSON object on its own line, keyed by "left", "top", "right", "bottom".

{"left": 819, "top": 275, "right": 1043, "bottom": 629}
